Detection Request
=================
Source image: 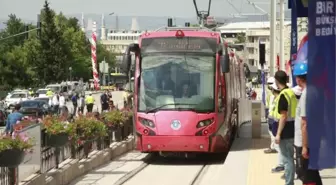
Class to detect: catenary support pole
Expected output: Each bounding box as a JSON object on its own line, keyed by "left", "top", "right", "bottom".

{"left": 269, "top": 0, "right": 276, "bottom": 76}
{"left": 279, "top": 0, "right": 285, "bottom": 70}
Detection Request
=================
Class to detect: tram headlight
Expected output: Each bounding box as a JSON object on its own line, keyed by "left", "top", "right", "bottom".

{"left": 139, "top": 117, "right": 155, "bottom": 128}
{"left": 196, "top": 119, "right": 214, "bottom": 128}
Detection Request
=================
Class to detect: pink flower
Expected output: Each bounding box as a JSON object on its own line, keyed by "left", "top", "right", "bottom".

{"left": 19, "top": 133, "right": 29, "bottom": 142}
{"left": 11, "top": 132, "right": 17, "bottom": 139}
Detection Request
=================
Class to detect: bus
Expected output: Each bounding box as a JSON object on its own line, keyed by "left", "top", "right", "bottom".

{"left": 121, "top": 26, "right": 245, "bottom": 157}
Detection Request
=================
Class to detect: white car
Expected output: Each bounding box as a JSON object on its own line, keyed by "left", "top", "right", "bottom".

{"left": 5, "top": 89, "right": 28, "bottom": 100}
{"left": 36, "top": 89, "right": 48, "bottom": 98}
{"left": 5, "top": 92, "right": 31, "bottom": 108}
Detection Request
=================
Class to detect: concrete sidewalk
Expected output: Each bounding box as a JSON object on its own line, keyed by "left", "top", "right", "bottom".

{"left": 197, "top": 122, "right": 336, "bottom": 185}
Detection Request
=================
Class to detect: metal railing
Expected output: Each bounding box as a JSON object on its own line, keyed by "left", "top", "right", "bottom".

{"left": 0, "top": 117, "right": 133, "bottom": 185}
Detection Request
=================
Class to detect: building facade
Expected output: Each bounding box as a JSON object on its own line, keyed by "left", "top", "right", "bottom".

{"left": 99, "top": 17, "right": 145, "bottom": 80}
{"left": 218, "top": 19, "right": 308, "bottom": 72}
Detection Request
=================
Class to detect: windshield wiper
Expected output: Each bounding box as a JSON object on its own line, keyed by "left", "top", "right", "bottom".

{"left": 145, "top": 103, "right": 196, "bottom": 113}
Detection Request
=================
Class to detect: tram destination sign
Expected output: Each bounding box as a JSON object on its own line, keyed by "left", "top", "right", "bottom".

{"left": 141, "top": 37, "right": 217, "bottom": 53}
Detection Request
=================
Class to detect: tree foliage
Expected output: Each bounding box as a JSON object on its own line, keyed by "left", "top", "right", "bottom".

{"left": 0, "top": 0, "right": 116, "bottom": 89}
{"left": 235, "top": 33, "right": 246, "bottom": 44}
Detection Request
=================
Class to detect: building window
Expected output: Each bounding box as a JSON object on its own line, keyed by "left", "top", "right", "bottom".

{"left": 249, "top": 60, "right": 255, "bottom": 66}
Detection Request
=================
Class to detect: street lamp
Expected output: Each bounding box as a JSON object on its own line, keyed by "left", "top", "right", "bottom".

{"left": 69, "top": 67, "right": 72, "bottom": 81}
{"left": 109, "top": 12, "right": 114, "bottom": 16}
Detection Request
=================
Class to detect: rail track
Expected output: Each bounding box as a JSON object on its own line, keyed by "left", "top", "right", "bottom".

{"left": 112, "top": 152, "right": 224, "bottom": 185}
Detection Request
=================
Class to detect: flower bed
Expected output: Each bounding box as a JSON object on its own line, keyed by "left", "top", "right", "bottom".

{"left": 13, "top": 116, "right": 40, "bottom": 132}
{"left": 68, "top": 114, "right": 107, "bottom": 158}
{"left": 121, "top": 107, "right": 133, "bottom": 137}
{"left": 0, "top": 132, "right": 34, "bottom": 167}
{"left": 101, "top": 110, "right": 127, "bottom": 141}
{"left": 42, "top": 115, "right": 71, "bottom": 147}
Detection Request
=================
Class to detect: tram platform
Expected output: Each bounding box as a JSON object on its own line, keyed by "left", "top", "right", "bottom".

{"left": 197, "top": 122, "right": 336, "bottom": 185}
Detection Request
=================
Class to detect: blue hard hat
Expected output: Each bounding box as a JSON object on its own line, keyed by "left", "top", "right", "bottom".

{"left": 293, "top": 62, "right": 307, "bottom": 76}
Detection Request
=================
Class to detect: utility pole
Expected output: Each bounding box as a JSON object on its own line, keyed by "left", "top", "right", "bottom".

{"left": 270, "top": 0, "right": 276, "bottom": 76}
{"left": 279, "top": 0, "right": 285, "bottom": 70}
{"left": 37, "top": 14, "right": 42, "bottom": 39}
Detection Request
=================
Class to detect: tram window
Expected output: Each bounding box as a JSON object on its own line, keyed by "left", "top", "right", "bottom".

{"left": 218, "top": 77, "right": 224, "bottom": 110}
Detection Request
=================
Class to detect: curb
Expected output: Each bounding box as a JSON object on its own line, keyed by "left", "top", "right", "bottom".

{"left": 20, "top": 137, "right": 135, "bottom": 185}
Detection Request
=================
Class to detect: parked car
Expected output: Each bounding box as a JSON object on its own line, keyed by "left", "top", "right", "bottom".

{"left": 36, "top": 89, "right": 48, "bottom": 98}
{"left": 4, "top": 92, "right": 31, "bottom": 108}
{"left": 5, "top": 89, "right": 28, "bottom": 99}
{"left": 0, "top": 102, "right": 6, "bottom": 126}
{"left": 19, "top": 100, "right": 51, "bottom": 117}
{"left": 34, "top": 97, "right": 50, "bottom": 104}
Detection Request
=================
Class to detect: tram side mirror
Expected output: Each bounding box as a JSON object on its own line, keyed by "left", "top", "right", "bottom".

{"left": 220, "top": 55, "right": 230, "bottom": 73}
{"left": 121, "top": 53, "right": 131, "bottom": 73}
{"left": 121, "top": 44, "right": 140, "bottom": 73}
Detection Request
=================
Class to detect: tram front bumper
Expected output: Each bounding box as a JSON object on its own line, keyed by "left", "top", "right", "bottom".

{"left": 140, "top": 136, "right": 210, "bottom": 152}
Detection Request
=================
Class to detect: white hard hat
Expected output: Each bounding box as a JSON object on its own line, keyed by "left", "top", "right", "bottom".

{"left": 292, "top": 85, "right": 302, "bottom": 96}
{"left": 267, "top": 77, "right": 275, "bottom": 84}
{"left": 286, "top": 83, "right": 292, "bottom": 87}
{"left": 270, "top": 83, "right": 279, "bottom": 91}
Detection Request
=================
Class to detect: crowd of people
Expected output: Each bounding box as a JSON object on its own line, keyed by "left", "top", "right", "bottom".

{"left": 3, "top": 89, "right": 122, "bottom": 135}
{"left": 47, "top": 90, "right": 119, "bottom": 116}
{"left": 264, "top": 62, "right": 322, "bottom": 185}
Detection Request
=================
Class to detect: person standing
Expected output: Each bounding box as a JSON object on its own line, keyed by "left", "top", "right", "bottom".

{"left": 293, "top": 63, "right": 323, "bottom": 185}
{"left": 5, "top": 104, "right": 23, "bottom": 135}
{"left": 52, "top": 93, "right": 60, "bottom": 114}
{"left": 46, "top": 89, "right": 53, "bottom": 97}
{"left": 85, "top": 93, "right": 95, "bottom": 113}
{"left": 273, "top": 70, "right": 298, "bottom": 185}
{"left": 267, "top": 83, "right": 285, "bottom": 173}
{"left": 264, "top": 77, "right": 277, "bottom": 154}
{"left": 100, "top": 90, "right": 109, "bottom": 113}
{"left": 59, "top": 93, "right": 66, "bottom": 114}
{"left": 78, "top": 95, "right": 85, "bottom": 114}
{"left": 71, "top": 93, "right": 78, "bottom": 115}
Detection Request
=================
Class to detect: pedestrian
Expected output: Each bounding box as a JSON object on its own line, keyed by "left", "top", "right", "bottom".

{"left": 108, "top": 99, "right": 115, "bottom": 111}
{"left": 100, "top": 90, "right": 109, "bottom": 113}
{"left": 4, "top": 104, "right": 23, "bottom": 135}
{"left": 273, "top": 70, "right": 298, "bottom": 185}
{"left": 266, "top": 83, "right": 285, "bottom": 173}
{"left": 71, "top": 93, "right": 78, "bottom": 115}
{"left": 46, "top": 88, "right": 53, "bottom": 97}
{"left": 264, "top": 77, "right": 277, "bottom": 154}
{"left": 293, "top": 62, "right": 323, "bottom": 185}
{"left": 85, "top": 93, "right": 95, "bottom": 113}
{"left": 291, "top": 85, "right": 303, "bottom": 179}
{"left": 78, "top": 95, "right": 85, "bottom": 114}
{"left": 59, "top": 93, "right": 66, "bottom": 114}
{"left": 52, "top": 93, "right": 60, "bottom": 114}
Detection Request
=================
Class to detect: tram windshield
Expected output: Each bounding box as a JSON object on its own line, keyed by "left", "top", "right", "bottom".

{"left": 138, "top": 53, "right": 215, "bottom": 113}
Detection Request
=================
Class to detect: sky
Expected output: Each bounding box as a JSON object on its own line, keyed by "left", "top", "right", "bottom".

{"left": 0, "top": 0, "right": 279, "bottom": 20}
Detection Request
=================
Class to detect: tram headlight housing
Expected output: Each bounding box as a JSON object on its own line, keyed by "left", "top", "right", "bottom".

{"left": 139, "top": 117, "right": 155, "bottom": 128}
{"left": 196, "top": 119, "right": 214, "bottom": 128}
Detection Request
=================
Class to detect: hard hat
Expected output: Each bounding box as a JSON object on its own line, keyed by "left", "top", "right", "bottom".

{"left": 292, "top": 85, "right": 302, "bottom": 96}
{"left": 267, "top": 77, "right": 275, "bottom": 84}
{"left": 286, "top": 83, "right": 292, "bottom": 87}
{"left": 293, "top": 62, "right": 308, "bottom": 76}
{"left": 270, "top": 83, "right": 279, "bottom": 91}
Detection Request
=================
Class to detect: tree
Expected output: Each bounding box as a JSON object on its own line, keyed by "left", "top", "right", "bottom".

{"left": 235, "top": 33, "right": 246, "bottom": 43}
{"left": 96, "top": 42, "right": 115, "bottom": 67}
{"left": 0, "top": 1, "right": 116, "bottom": 89}
{"left": 38, "top": 0, "right": 71, "bottom": 84}
{"left": 0, "top": 14, "right": 29, "bottom": 88}
{"left": 2, "top": 14, "right": 26, "bottom": 49}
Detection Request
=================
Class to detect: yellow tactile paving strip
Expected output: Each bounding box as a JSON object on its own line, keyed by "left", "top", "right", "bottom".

{"left": 246, "top": 139, "right": 284, "bottom": 185}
